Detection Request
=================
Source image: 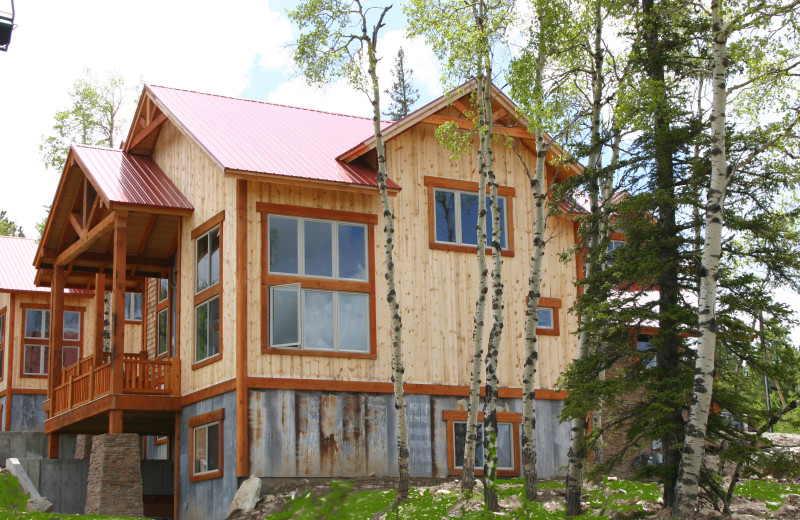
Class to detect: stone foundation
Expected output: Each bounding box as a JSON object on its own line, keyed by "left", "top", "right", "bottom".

{"left": 85, "top": 433, "right": 143, "bottom": 516}
{"left": 74, "top": 434, "right": 93, "bottom": 459}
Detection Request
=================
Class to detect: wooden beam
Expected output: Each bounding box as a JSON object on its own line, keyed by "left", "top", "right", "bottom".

{"left": 86, "top": 195, "right": 103, "bottom": 230}
{"left": 76, "top": 253, "right": 174, "bottom": 269}
{"left": 128, "top": 112, "right": 167, "bottom": 151}
{"left": 137, "top": 214, "right": 158, "bottom": 256}
{"left": 47, "top": 434, "right": 59, "bottom": 459}
{"left": 422, "top": 114, "right": 531, "bottom": 139}
{"left": 452, "top": 99, "right": 471, "bottom": 117}
{"left": 55, "top": 212, "right": 116, "bottom": 267}
{"left": 68, "top": 212, "right": 85, "bottom": 238}
{"left": 235, "top": 179, "right": 249, "bottom": 477}
{"left": 493, "top": 108, "right": 510, "bottom": 121}
{"left": 109, "top": 409, "right": 123, "bottom": 434}
{"left": 5, "top": 294, "right": 15, "bottom": 429}
{"left": 110, "top": 215, "right": 127, "bottom": 396}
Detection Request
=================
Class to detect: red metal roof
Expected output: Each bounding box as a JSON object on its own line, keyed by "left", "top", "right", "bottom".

{"left": 0, "top": 237, "right": 88, "bottom": 294}
{"left": 72, "top": 145, "right": 193, "bottom": 212}
{"left": 148, "top": 85, "right": 400, "bottom": 189}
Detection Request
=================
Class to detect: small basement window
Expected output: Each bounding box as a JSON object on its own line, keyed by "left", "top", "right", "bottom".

{"left": 189, "top": 409, "right": 224, "bottom": 481}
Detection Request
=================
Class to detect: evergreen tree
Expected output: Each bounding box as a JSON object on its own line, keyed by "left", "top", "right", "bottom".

{"left": 383, "top": 47, "right": 419, "bottom": 121}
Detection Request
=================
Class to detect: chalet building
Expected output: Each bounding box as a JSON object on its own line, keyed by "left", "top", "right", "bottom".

{"left": 33, "top": 82, "right": 582, "bottom": 519}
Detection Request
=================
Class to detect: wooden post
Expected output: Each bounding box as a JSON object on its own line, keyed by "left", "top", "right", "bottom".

{"left": 170, "top": 357, "right": 180, "bottom": 396}
{"left": 109, "top": 409, "right": 123, "bottom": 434}
{"left": 49, "top": 265, "right": 65, "bottom": 401}
{"left": 110, "top": 213, "right": 127, "bottom": 396}
{"left": 47, "top": 433, "right": 60, "bottom": 459}
{"left": 94, "top": 272, "right": 105, "bottom": 368}
{"left": 235, "top": 179, "right": 249, "bottom": 477}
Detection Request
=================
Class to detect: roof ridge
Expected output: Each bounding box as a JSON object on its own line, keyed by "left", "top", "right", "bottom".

{"left": 149, "top": 84, "right": 385, "bottom": 123}
{"left": 0, "top": 235, "right": 35, "bottom": 242}
{"left": 73, "top": 143, "right": 122, "bottom": 152}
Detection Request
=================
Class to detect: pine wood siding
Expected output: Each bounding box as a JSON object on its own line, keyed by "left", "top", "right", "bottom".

{"left": 151, "top": 121, "right": 238, "bottom": 395}
{"left": 245, "top": 120, "right": 578, "bottom": 390}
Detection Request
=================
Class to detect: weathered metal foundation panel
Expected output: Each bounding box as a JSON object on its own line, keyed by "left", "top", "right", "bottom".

{"left": 10, "top": 393, "right": 46, "bottom": 431}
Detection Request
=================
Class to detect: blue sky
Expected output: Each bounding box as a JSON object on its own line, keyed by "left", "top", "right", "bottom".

{"left": 0, "top": 0, "right": 442, "bottom": 236}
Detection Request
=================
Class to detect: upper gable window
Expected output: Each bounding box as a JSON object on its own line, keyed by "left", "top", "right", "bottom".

{"left": 196, "top": 226, "right": 221, "bottom": 293}
{"left": 434, "top": 189, "right": 508, "bottom": 249}
{"left": 424, "top": 177, "right": 515, "bottom": 256}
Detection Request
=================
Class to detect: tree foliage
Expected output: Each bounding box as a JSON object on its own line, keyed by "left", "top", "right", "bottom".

{"left": 0, "top": 211, "right": 24, "bottom": 237}
{"left": 40, "top": 69, "right": 134, "bottom": 173}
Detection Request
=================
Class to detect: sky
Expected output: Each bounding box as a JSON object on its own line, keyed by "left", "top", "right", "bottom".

{"left": 0, "top": 0, "right": 442, "bottom": 236}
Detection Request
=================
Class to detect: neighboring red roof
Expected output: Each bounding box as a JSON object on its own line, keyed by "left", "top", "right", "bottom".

{"left": 147, "top": 85, "right": 400, "bottom": 189}
{"left": 0, "top": 237, "right": 88, "bottom": 294}
{"left": 72, "top": 145, "right": 193, "bottom": 212}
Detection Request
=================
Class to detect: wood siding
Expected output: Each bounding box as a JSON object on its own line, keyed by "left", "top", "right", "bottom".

{"left": 151, "top": 121, "right": 238, "bottom": 395}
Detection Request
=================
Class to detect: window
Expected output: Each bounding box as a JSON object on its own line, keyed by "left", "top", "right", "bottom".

{"left": 156, "top": 278, "right": 169, "bottom": 357}
{"left": 189, "top": 409, "right": 224, "bottom": 481}
{"left": 125, "top": 293, "right": 143, "bottom": 322}
{"left": 258, "top": 203, "right": 377, "bottom": 358}
{"left": 22, "top": 307, "right": 82, "bottom": 376}
{"left": 0, "top": 309, "right": 6, "bottom": 380}
{"left": 443, "top": 410, "right": 521, "bottom": 476}
{"left": 453, "top": 422, "right": 514, "bottom": 470}
{"left": 192, "top": 212, "right": 224, "bottom": 367}
{"left": 637, "top": 335, "right": 657, "bottom": 369}
{"left": 536, "top": 297, "right": 562, "bottom": 336}
{"left": 424, "top": 177, "right": 515, "bottom": 256}
{"left": 537, "top": 308, "right": 554, "bottom": 330}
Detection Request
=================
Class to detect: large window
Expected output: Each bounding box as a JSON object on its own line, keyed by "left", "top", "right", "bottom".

{"left": 189, "top": 409, "right": 224, "bottom": 482}
{"left": 0, "top": 308, "right": 6, "bottom": 380}
{"left": 22, "top": 307, "right": 82, "bottom": 376}
{"left": 425, "top": 177, "right": 515, "bottom": 256}
{"left": 443, "top": 410, "right": 521, "bottom": 476}
{"left": 258, "top": 203, "right": 377, "bottom": 358}
{"left": 192, "top": 212, "right": 224, "bottom": 367}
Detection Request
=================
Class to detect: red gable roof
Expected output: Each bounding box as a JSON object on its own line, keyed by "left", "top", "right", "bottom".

{"left": 147, "top": 85, "right": 400, "bottom": 190}
{"left": 72, "top": 145, "right": 193, "bottom": 212}
{"left": 0, "top": 237, "right": 89, "bottom": 294}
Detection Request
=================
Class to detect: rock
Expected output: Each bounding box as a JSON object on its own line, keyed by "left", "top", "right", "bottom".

{"left": 226, "top": 475, "right": 262, "bottom": 519}
{"left": 785, "top": 494, "right": 800, "bottom": 505}
{"left": 435, "top": 488, "right": 451, "bottom": 495}
{"left": 730, "top": 514, "right": 761, "bottom": 520}
{"left": 473, "top": 479, "right": 484, "bottom": 489}
{"left": 697, "top": 507, "right": 722, "bottom": 518}
{"left": 506, "top": 495, "right": 522, "bottom": 510}
{"left": 26, "top": 496, "right": 53, "bottom": 513}
{"left": 773, "top": 503, "right": 798, "bottom": 517}
{"left": 606, "top": 476, "right": 619, "bottom": 481}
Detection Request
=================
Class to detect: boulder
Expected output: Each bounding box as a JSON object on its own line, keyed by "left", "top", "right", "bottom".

{"left": 226, "top": 475, "right": 262, "bottom": 519}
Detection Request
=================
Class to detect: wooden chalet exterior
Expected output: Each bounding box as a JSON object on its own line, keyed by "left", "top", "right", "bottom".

{"left": 34, "top": 82, "right": 582, "bottom": 520}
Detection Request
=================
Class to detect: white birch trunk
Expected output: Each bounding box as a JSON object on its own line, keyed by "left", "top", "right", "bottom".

{"left": 364, "top": 25, "right": 410, "bottom": 498}
{"left": 673, "top": 2, "right": 729, "bottom": 515}
{"left": 462, "top": 62, "right": 490, "bottom": 494}
{"left": 566, "top": 1, "right": 604, "bottom": 513}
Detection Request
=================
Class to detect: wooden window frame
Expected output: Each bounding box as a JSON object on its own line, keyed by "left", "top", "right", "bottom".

{"left": 424, "top": 176, "right": 515, "bottom": 257}
{"left": 189, "top": 408, "right": 224, "bottom": 482}
{"left": 191, "top": 211, "right": 224, "bottom": 370}
{"left": 124, "top": 292, "right": 143, "bottom": 324}
{"left": 20, "top": 304, "right": 83, "bottom": 379}
{"left": 257, "top": 203, "right": 378, "bottom": 360}
{"left": 442, "top": 409, "right": 521, "bottom": 477}
{"left": 536, "top": 297, "right": 562, "bottom": 337}
{"left": 0, "top": 307, "right": 6, "bottom": 382}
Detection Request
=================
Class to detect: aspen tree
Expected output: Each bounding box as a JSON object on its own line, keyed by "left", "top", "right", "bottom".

{"left": 288, "top": 0, "right": 411, "bottom": 498}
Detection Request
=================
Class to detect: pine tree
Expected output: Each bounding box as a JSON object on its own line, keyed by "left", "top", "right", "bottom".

{"left": 0, "top": 211, "right": 24, "bottom": 237}
{"left": 383, "top": 48, "right": 419, "bottom": 121}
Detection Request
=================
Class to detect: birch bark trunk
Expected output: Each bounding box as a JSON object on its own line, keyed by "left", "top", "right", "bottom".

{"left": 461, "top": 63, "right": 490, "bottom": 494}
{"left": 364, "top": 20, "right": 410, "bottom": 499}
{"left": 673, "top": 2, "right": 729, "bottom": 515}
{"left": 566, "top": 1, "right": 604, "bottom": 513}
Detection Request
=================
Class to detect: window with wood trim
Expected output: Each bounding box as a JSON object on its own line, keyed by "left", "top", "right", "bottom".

{"left": 424, "top": 176, "right": 515, "bottom": 256}
{"left": 189, "top": 409, "right": 224, "bottom": 481}
{"left": 258, "top": 203, "right": 377, "bottom": 359}
{"left": 0, "top": 308, "right": 6, "bottom": 381}
{"left": 156, "top": 278, "right": 170, "bottom": 358}
{"left": 125, "top": 293, "right": 143, "bottom": 322}
{"left": 21, "top": 306, "right": 82, "bottom": 376}
{"left": 536, "top": 297, "right": 562, "bottom": 337}
{"left": 192, "top": 212, "right": 224, "bottom": 367}
{"left": 443, "top": 410, "right": 521, "bottom": 477}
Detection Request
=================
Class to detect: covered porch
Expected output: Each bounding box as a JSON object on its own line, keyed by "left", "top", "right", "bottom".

{"left": 34, "top": 144, "right": 192, "bottom": 446}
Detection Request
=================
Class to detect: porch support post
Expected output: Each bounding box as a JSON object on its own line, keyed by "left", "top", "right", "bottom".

{"left": 235, "top": 179, "right": 249, "bottom": 477}
{"left": 110, "top": 212, "right": 127, "bottom": 397}
{"left": 49, "top": 265, "right": 65, "bottom": 399}
{"left": 94, "top": 272, "right": 106, "bottom": 367}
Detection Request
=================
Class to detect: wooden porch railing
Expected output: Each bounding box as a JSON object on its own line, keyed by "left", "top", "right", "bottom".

{"left": 51, "top": 353, "right": 179, "bottom": 416}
